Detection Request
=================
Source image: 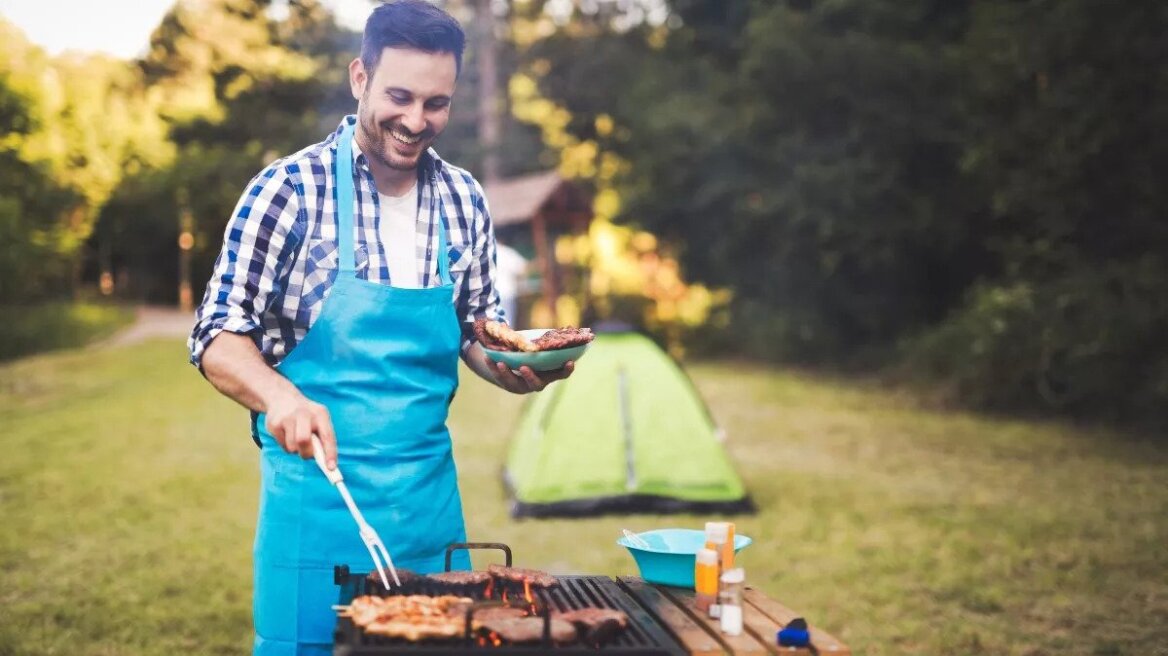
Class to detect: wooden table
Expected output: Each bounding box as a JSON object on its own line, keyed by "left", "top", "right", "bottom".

{"left": 616, "top": 577, "right": 851, "bottom": 656}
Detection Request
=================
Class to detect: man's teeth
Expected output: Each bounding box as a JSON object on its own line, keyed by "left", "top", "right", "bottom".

{"left": 390, "top": 130, "right": 420, "bottom": 145}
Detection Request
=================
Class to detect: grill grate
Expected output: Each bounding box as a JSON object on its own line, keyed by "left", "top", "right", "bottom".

{"left": 333, "top": 570, "right": 685, "bottom": 656}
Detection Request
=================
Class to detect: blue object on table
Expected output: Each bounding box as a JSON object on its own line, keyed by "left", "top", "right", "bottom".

{"left": 777, "top": 617, "right": 811, "bottom": 647}
{"left": 616, "top": 528, "right": 753, "bottom": 588}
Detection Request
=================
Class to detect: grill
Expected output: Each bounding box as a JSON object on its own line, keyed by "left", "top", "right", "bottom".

{"left": 332, "top": 543, "right": 686, "bottom": 656}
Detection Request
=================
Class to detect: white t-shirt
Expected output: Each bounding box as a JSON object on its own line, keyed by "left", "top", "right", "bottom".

{"left": 378, "top": 185, "right": 420, "bottom": 289}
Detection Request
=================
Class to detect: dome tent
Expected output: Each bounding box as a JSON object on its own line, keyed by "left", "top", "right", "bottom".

{"left": 503, "top": 331, "right": 754, "bottom": 518}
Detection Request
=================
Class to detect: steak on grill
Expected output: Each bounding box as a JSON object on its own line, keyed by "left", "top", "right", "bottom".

{"left": 555, "top": 607, "right": 629, "bottom": 629}
{"left": 468, "top": 606, "right": 529, "bottom": 623}
{"left": 478, "top": 616, "right": 578, "bottom": 644}
{"left": 486, "top": 564, "right": 559, "bottom": 588}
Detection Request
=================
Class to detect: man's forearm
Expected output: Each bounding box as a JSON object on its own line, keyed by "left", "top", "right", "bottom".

{"left": 202, "top": 332, "right": 301, "bottom": 414}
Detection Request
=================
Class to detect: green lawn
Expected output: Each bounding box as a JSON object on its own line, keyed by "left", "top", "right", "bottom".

{"left": 1, "top": 339, "right": 1165, "bottom": 655}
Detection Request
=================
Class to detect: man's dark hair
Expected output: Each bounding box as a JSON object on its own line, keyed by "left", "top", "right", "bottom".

{"left": 361, "top": 0, "right": 466, "bottom": 76}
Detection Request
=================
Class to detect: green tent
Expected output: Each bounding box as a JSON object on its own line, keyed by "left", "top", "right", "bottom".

{"left": 503, "top": 331, "right": 754, "bottom": 518}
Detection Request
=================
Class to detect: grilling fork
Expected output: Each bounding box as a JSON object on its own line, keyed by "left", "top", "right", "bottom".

{"left": 311, "top": 436, "right": 402, "bottom": 590}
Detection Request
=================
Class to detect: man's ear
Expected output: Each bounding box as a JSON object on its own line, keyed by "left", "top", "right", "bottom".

{"left": 349, "top": 58, "right": 366, "bottom": 101}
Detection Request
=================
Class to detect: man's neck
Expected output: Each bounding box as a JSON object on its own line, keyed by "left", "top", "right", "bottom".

{"left": 367, "top": 159, "right": 418, "bottom": 197}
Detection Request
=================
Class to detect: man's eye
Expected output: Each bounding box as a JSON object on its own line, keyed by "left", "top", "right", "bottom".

{"left": 426, "top": 100, "right": 450, "bottom": 110}
{"left": 389, "top": 94, "right": 410, "bottom": 104}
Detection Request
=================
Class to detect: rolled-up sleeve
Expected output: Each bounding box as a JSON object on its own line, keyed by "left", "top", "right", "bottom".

{"left": 188, "top": 166, "right": 302, "bottom": 370}
{"left": 458, "top": 179, "right": 502, "bottom": 357}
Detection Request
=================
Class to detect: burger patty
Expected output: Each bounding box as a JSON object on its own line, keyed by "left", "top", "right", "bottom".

{"left": 427, "top": 570, "right": 493, "bottom": 586}
{"left": 486, "top": 564, "right": 559, "bottom": 588}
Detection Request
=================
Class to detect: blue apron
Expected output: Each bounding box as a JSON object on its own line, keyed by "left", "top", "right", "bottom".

{"left": 252, "top": 120, "right": 471, "bottom": 655}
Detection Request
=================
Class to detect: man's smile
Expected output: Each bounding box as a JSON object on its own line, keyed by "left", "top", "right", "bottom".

{"left": 387, "top": 127, "right": 422, "bottom": 145}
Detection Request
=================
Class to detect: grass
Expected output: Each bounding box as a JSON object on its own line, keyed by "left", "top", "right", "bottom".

{"left": 0, "top": 301, "right": 135, "bottom": 361}
{"left": 0, "top": 339, "right": 1165, "bottom": 655}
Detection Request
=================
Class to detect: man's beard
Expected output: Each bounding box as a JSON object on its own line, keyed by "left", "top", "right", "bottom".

{"left": 356, "top": 104, "right": 433, "bottom": 172}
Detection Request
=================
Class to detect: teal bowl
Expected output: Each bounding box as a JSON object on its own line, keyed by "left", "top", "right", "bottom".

{"left": 482, "top": 329, "right": 590, "bottom": 372}
{"left": 617, "top": 529, "right": 753, "bottom": 589}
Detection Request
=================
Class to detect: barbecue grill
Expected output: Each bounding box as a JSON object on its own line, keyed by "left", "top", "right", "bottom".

{"left": 332, "top": 543, "right": 686, "bottom": 656}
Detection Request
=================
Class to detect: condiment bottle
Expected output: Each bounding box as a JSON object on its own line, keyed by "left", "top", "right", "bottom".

{"left": 704, "top": 522, "right": 731, "bottom": 618}
{"left": 718, "top": 568, "right": 745, "bottom": 636}
{"left": 721, "top": 522, "right": 736, "bottom": 570}
{"left": 704, "top": 522, "right": 730, "bottom": 571}
{"left": 693, "top": 548, "right": 719, "bottom": 612}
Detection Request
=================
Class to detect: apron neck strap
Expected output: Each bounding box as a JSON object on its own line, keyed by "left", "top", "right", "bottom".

{"left": 336, "top": 120, "right": 357, "bottom": 274}
{"left": 337, "top": 118, "right": 453, "bottom": 285}
{"left": 435, "top": 194, "right": 451, "bottom": 285}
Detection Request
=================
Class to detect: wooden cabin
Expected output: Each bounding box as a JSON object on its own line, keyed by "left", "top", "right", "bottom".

{"left": 483, "top": 171, "right": 592, "bottom": 323}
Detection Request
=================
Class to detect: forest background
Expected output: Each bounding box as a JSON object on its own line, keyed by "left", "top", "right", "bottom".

{"left": 2, "top": 0, "right": 1166, "bottom": 431}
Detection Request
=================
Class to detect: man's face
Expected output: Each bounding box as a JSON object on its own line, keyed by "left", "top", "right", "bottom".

{"left": 350, "top": 47, "right": 457, "bottom": 173}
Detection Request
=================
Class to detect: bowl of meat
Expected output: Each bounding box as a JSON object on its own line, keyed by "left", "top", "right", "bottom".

{"left": 617, "top": 528, "right": 753, "bottom": 589}
{"left": 474, "top": 319, "right": 594, "bottom": 372}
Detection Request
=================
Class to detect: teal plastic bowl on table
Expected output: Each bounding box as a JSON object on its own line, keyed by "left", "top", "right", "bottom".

{"left": 617, "top": 528, "right": 753, "bottom": 589}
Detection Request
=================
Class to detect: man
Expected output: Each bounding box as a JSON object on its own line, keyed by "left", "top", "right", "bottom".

{"left": 187, "top": 2, "right": 573, "bottom": 653}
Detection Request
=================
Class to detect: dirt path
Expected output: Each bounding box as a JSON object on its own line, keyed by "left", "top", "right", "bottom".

{"left": 102, "top": 305, "right": 195, "bottom": 346}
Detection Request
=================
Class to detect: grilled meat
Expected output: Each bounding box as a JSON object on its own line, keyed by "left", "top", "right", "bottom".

{"left": 365, "top": 568, "right": 423, "bottom": 594}
{"left": 484, "top": 320, "right": 539, "bottom": 352}
{"left": 555, "top": 607, "right": 629, "bottom": 629}
{"left": 473, "top": 318, "right": 508, "bottom": 351}
{"left": 427, "top": 570, "right": 492, "bottom": 586}
{"left": 486, "top": 564, "right": 559, "bottom": 588}
{"left": 468, "top": 606, "right": 529, "bottom": 623}
{"left": 363, "top": 616, "right": 466, "bottom": 641}
{"left": 479, "top": 616, "right": 578, "bottom": 644}
{"left": 342, "top": 594, "right": 473, "bottom": 639}
{"left": 532, "top": 327, "right": 594, "bottom": 350}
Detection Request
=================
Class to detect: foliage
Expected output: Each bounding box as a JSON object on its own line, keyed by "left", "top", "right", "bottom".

{"left": 0, "top": 301, "right": 134, "bottom": 361}
{"left": 515, "top": 0, "right": 1168, "bottom": 425}
{"left": 1, "top": 0, "right": 1165, "bottom": 424}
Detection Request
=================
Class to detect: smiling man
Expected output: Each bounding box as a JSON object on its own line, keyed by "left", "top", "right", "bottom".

{"left": 187, "top": 2, "right": 574, "bottom": 654}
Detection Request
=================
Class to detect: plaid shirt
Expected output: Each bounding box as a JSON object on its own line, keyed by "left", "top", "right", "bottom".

{"left": 188, "top": 115, "right": 502, "bottom": 370}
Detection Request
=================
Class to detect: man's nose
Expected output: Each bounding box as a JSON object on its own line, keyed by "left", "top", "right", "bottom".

{"left": 401, "top": 103, "right": 426, "bottom": 134}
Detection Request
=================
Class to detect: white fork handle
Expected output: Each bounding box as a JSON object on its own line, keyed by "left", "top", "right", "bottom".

{"left": 311, "top": 436, "right": 343, "bottom": 485}
{"left": 311, "top": 436, "right": 402, "bottom": 588}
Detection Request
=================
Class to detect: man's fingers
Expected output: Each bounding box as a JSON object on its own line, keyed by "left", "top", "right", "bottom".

{"left": 313, "top": 406, "right": 337, "bottom": 469}
{"left": 544, "top": 361, "right": 574, "bottom": 382}
{"left": 517, "top": 366, "right": 545, "bottom": 392}
{"left": 294, "top": 414, "right": 314, "bottom": 459}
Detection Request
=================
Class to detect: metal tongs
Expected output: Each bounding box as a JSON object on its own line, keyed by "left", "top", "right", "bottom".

{"left": 311, "top": 436, "right": 402, "bottom": 590}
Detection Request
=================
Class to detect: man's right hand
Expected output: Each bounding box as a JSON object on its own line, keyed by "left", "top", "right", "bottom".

{"left": 265, "top": 392, "right": 338, "bottom": 470}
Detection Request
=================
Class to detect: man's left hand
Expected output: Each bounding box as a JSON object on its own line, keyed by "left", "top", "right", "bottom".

{"left": 491, "top": 360, "right": 574, "bottom": 393}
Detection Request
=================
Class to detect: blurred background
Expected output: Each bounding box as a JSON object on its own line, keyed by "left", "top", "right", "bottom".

{"left": 2, "top": 0, "right": 1167, "bottom": 426}
{"left": 1, "top": 1, "right": 1166, "bottom": 655}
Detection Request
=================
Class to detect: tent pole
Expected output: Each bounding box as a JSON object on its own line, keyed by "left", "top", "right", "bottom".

{"left": 618, "top": 367, "right": 637, "bottom": 492}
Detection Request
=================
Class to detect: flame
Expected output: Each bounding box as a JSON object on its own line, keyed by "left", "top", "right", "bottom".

{"left": 501, "top": 588, "right": 509, "bottom": 605}
{"left": 484, "top": 578, "right": 494, "bottom": 599}
{"left": 523, "top": 580, "right": 532, "bottom": 602}
{"left": 489, "top": 631, "right": 502, "bottom": 647}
